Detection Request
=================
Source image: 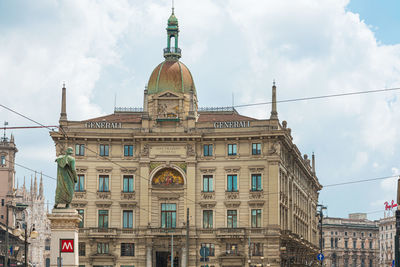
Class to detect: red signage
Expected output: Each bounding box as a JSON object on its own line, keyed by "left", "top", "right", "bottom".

{"left": 384, "top": 200, "right": 398, "bottom": 211}
{"left": 61, "top": 239, "right": 74, "bottom": 253}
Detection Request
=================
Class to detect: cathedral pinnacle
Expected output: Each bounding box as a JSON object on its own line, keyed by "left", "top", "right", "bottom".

{"left": 39, "top": 172, "right": 43, "bottom": 199}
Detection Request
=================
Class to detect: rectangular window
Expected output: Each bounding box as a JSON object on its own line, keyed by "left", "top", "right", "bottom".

{"left": 123, "top": 210, "right": 133, "bottom": 229}
{"left": 99, "top": 175, "right": 109, "bottom": 192}
{"left": 227, "top": 175, "right": 238, "bottom": 192}
{"left": 124, "top": 145, "right": 133, "bottom": 157}
{"left": 252, "top": 143, "right": 261, "bottom": 155}
{"left": 361, "top": 241, "right": 364, "bottom": 249}
{"left": 98, "top": 210, "right": 109, "bottom": 228}
{"left": 345, "top": 240, "right": 348, "bottom": 249}
{"left": 250, "top": 243, "right": 263, "bottom": 256}
{"left": 203, "top": 210, "right": 213, "bottom": 229}
{"left": 369, "top": 240, "right": 372, "bottom": 249}
{"left": 97, "top": 243, "right": 109, "bottom": 254}
{"left": 227, "top": 210, "right": 237, "bottom": 228}
{"left": 75, "top": 174, "right": 85, "bottom": 192}
{"left": 203, "top": 144, "right": 213, "bottom": 156}
{"left": 227, "top": 144, "right": 237, "bottom": 156}
{"left": 78, "top": 242, "right": 86, "bottom": 256}
{"left": 123, "top": 175, "right": 134, "bottom": 192}
{"left": 251, "top": 174, "right": 262, "bottom": 191}
{"left": 75, "top": 144, "right": 85, "bottom": 156}
{"left": 0, "top": 155, "right": 5, "bottom": 165}
{"left": 1, "top": 199, "right": 4, "bottom": 206}
{"left": 200, "top": 243, "right": 215, "bottom": 256}
{"left": 251, "top": 209, "right": 261, "bottom": 228}
{"left": 226, "top": 243, "right": 238, "bottom": 255}
{"left": 78, "top": 209, "right": 84, "bottom": 228}
{"left": 353, "top": 240, "right": 356, "bottom": 248}
{"left": 202, "top": 175, "right": 213, "bottom": 192}
{"left": 161, "top": 203, "right": 176, "bottom": 228}
{"left": 100, "top": 144, "right": 109, "bottom": 156}
{"left": 369, "top": 259, "right": 373, "bottom": 267}
{"left": 121, "top": 243, "right": 135, "bottom": 256}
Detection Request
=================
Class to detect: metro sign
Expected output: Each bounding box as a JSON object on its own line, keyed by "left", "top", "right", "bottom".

{"left": 61, "top": 239, "right": 74, "bottom": 253}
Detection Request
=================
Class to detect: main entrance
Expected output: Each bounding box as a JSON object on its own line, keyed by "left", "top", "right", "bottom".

{"left": 156, "top": 251, "right": 180, "bottom": 267}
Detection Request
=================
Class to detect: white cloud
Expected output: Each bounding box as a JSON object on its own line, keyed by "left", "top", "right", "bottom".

{"left": 1, "top": 0, "right": 400, "bottom": 220}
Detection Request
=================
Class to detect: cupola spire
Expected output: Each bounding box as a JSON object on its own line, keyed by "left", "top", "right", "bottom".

{"left": 164, "top": 7, "right": 181, "bottom": 60}
{"left": 270, "top": 80, "right": 278, "bottom": 120}
{"left": 60, "top": 82, "right": 67, "bottom": 122}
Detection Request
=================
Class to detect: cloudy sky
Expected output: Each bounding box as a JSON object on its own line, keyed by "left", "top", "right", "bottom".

{"left": 0, "top": 0, "right": 399, "bottom": 220}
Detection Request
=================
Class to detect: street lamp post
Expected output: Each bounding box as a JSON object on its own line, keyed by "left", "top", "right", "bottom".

{"left": 13, "top": 223, "right": 38, "bottom": 267}
{"left": 317, "top": 204, "right": 327, "bottom": 267}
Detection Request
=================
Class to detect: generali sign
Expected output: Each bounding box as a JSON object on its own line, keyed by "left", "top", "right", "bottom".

{"left": 61, "top": 239, "right": 74, "bottom": 253}
{"left": 213, "top": 121, "right": 251, "bottom": 129}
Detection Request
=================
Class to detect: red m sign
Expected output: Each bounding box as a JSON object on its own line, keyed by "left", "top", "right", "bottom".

{"left": 61, "top": 239, "right": 74, "bottom": 253}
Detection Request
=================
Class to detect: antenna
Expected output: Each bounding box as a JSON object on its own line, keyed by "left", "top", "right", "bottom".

{"left": 232, "top": 92, "right": 234, "bottom": 108}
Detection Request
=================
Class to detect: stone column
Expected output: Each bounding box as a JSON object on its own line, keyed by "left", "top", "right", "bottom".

{"left": 147, "top": 246, "right": 152, "bottom": 267}
{"left": 47, "top": 208, "right": 81, "bottom": 267}
{"left": 181, "top": 246, "right": 187, "bottom": 267}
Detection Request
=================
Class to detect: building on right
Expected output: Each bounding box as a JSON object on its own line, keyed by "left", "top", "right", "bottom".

{"left": 322, "top": 213, "right": 379, "bottom": 267}
{"left": 378, "top": 214, "right": 395, "bottom": 267}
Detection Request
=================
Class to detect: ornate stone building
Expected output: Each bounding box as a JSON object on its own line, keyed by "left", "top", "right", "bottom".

{"left": 0, "top": 134, "right": 51, "bottom": 266}
{"left": 50, "top": 9, "right": 322, "bottom": 267}
{"left": 15, "top": 174, "right": 52, "bottom": 267}
{"left": 378, "top": 214, "right": 395, "bottom": 267}
{"left": 322, "top": 213, "right": 379, "bottom": 267}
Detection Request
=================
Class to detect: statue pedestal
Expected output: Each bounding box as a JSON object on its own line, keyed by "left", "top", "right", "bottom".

{"left": 48, "top": 208, "right": 82, "bottom": 267}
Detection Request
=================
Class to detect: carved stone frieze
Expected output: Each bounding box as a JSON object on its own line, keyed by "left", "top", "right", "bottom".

{"left": 121, "top": 192, "right": 136, "bottom": 200}
{"left": 121, "top": 168, "right": 137, "bottom": 174}
{"left": 225, "top": 191, "right": 239, "bottom": 200}
{"left": 200, "top": 168, "right": 216, "bottom": 174}
{"left": 95, "top": 201, "right": 112, "bottom": 208}
{"left": 186, "top": 144, "right": 195, "bottom": 156}
{"left": 201, "top": 192, "right": 215, "bottom": 200}
{"left": 76, "top": 167, "right": 88, "bottom": 173}
{"left": 248, "top": 166, "right": 265, "bottom": 173}
{"left": 249, "top": 191, "right": 264, "bottom": 200}
{"left": 96, "top": 167, "right": 112, "bottom": 173}
{"left": 248, "top": 200, "right": 265, "bottom": 208}
{"left": 142, "top": 144, "right": 149, "bottom": 157}
{"left": 97, "top": 191, "right": 111, "bottom": 199}
{"left": 74, "top": 191, "right": 87, "bottom": 199}
{"left": 199, "top": 201, "right": 216, "bottom": 208}
{"left": 223, "top": 201, "right": 241, "bottom": 208}
{"left": 119, "top": 201, "right": 137, "bottom": 208}
{"left": 224, "top": 167, "right": 240, "bottom": 173}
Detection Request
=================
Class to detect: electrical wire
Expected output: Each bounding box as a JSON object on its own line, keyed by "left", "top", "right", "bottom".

{"left": 233, "top": 87, "right": 400, "bottom": 108}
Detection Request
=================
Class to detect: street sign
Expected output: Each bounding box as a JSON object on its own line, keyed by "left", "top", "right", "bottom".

{"left": 317, "top": 253, "right": 324, "bottom": 261}
{"left": 61, "top": 239, "right": 74, "bottom": 253}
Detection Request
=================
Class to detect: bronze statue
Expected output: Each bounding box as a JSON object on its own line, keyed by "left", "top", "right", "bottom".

{"left": 54, "top": 147, "right": 77, "bottom": 208}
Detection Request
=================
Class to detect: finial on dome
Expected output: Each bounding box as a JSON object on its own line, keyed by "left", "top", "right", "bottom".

{"left": 172, "top": 0, "right": 174, "bottom": 14}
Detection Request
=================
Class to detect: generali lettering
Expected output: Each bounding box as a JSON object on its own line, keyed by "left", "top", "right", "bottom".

{"left": 213, "top": 121, "right": 250, "bottom": 128}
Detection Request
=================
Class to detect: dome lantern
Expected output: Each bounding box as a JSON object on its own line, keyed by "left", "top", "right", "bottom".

{"left": 164, "top": 8, "right": 181, "bottom": 60}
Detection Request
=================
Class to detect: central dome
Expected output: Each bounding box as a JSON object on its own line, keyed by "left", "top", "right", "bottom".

{"left": 147, "top": 60, "right": 196, "bottom": 95}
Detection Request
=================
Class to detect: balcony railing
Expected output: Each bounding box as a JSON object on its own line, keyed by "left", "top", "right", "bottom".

{"left": 216, "top": 228, "right": 245, "bottom": 237}
{"left": 163, "top": 47, "right": 181, "bottom": 54}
